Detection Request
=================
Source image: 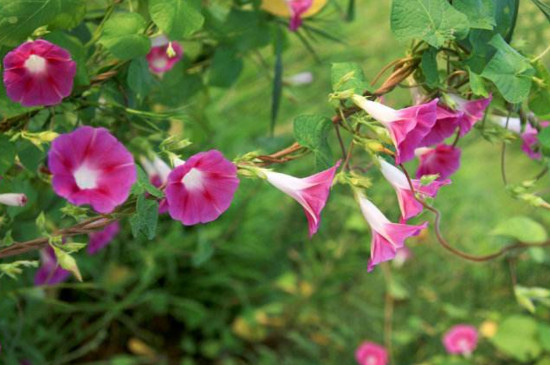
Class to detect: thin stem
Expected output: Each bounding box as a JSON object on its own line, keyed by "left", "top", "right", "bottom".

{"left": 532, "top": 43, "right": 550, "bottom": 62}
{"left": 501, "top": 109, "right": 512, "bottom": 186}
{"left": 333, "top": 122, "right": 347, "bottom": 161}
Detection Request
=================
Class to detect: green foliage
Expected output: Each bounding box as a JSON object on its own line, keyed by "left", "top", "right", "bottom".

{"left": 293, "top": 115, "right": 333, "bottom": 169}
{"left": 149, "top": 0, "right": 204, "bottom": 39}
{"left": 390, "top": 0, "right": 470, "bottom": 48}
{"left": 99, "top": 13, "right": 150, "bottom": 60}
{"left": 421, "top": 47, "right": 439, "bottom": 87}
{"left": 208, "top": 46, "right": 244, "bottom": 87}
{"left": 491, "top": 216, "right": 548, "bottom": 243}
{"left": 529, "top": 60, "right": 550, "bottom": 116}
{"left": 130, "top": 195, "right": 159, "bottom": 240}
{"left": 331, "top": 62, "right": 370, "bottom": 96}
{"left": 491, "top": 316, "right": 542, "bottom": 362}
{"left": 453, "top": 0, "right": 495, "bottom": 30}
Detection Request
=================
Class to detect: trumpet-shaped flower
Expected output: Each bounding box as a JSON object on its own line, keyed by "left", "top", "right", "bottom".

{"left": 448, "top": 94, "right": 492, "bottom": 136}
{"left": 416, "top": 144, "right": 461, "bottom": 180}
{"left": 356, "top": 192, "right": 427, "bottom": 272}
{"left": 166, "top": 150, "right": 239, "bottom": 225}
{"left": 34, "top": 246, "right": 70, "bottom": 286}
{"left": 146, "top": 36, "right": 183, "bottom": 74}
{"left": 141, "top": 155, "right": 173, "bottom": 213}
{"left": 87, "top": 221, "right": 121, "bottom": 255}
{"left": 286, "top": 0, "right": 313, "bottom": 31}
{"left": 48, "top": 126, "right": 137, "bottom": 214}
{"left": 3, "top": 40, "right": 76, "bottom": 107}
{"left": 0, "top": 193, "right": 27, "bottom": 207}
{"left": 355, "top": 341, "right": 388, "bottom": 365}
{"left": 494, "top": 116, "right": 549, "bottom": 160}
{"left": 443, "top": 324, "right": 479, "bottom": 356}
{"left": 261, "top": 161, "right": 340, "bottom": 237}
{"left": 418, "top": 106, "right": 462, "bottom": 147}
{"left": 378, "top": 158, "right": 449, "bottom": 221}
{"left": 352, "top": 95, "right": 438, "bottom": 164}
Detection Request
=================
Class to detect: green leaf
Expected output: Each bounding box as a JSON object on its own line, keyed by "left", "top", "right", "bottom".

{"left": 293, "top": 115, "right": 333, "bottom": 170}
{"left": 99, "top": 13, "right": 150, "bottom": 60}
{"left": 539, "top": 126, "right": 550, "bottom": 156}
{"left": 481, "top": 34, "right": 535, "bottom": 104}
{"left": 331, "top": 62, "right": 370, "bottom": 95}
{"left": 149, "top": 0, "right": 204, "bottom": 39}
{"left": 0, "top": 134, "right": 15, "bottom": 175}
{"left": 421, "top": 47, "right": 439, "bottom": 87}
{"left": 128, "top": 58, "right": 156, "bottom": 100}
{"left": 468, "top": 67, "right": 489, "bottom": 97}
{"left": 492, "top": 216, "right": 547, "bottom": 244}
{"left": 130, "top": 195, "right": 159, "bottom": 240}
{"left": 453, "top": 0, "right": 495, "bottom": 30}
{"left": 0, "top": 260, "right": 38, "bottom": 279}
{"left": 390, "top": 0, "right": 470, "bottom": 48}
{"left": 529, "top": 60, "right": 550, "bottom": 116}
{"left": 539, "top": 324, "right": 550, "bottom": 352}
{"left": 271, "top": 27, "right": 283, "bottom": 136}
{"left": 49, "top": 0, "right": 86, "bottom": 30}
{"left": 491, "top": 316, "right": 542, "bottom": 362}
{"left": 131, "top": 166, "right": 164, "bottom": 198}
{"left": 532, "top": 0, "right": 550, "bottom": 23}
{"left": 515, "top": 285, "right": 550, "bottom": 313}
{"left": 16, "top": 139, "right": 45, "bottom": 172}
{"left": 208, "top": 47, "right": 243, "bottom": 88}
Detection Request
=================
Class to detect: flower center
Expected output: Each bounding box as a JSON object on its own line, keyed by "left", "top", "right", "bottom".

{"left": 182, "top": 168, "right": 204, "bottom": 191}
{"left": 365, "top": 355, "right": 378, "bottom": 365}
{"left": 74, "top": 164, "right": 99, "bottom": 190}
{"left": 152, "top": 56, "right": 168, "bottom": 70}
{"left": 24, "top": 54, "right": 47, "bottom": 74}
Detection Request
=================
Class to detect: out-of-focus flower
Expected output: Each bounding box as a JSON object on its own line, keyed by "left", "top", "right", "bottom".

{"left": 352, "top": 95, "right": 438, "bottom": 164}
{"left": 166, "top": 150, "right": 239, "bottom": 225}
{"left": 356, "top": 191, "right": 427, "bottom": 272}
{"left": 141, "top": 155, "right": 172, "bottom": 213}
{"left": 479, "top": 320, "right": 498, "bottom": 338}
{"left": 415, "top": 144, "right": 461, "bottom": 181}
{"left": 286, "top": 0, "right": 313, "bottom": 31}
{"left": 448, "top": 94, "right": 492, "bottom": 136}
{"left": 87, "top": 221, "right": 120, "bottom": 255}
{"left": 393, "top": 246, "right": 412, "bottom": 268}
{"left": 443, "top": 324, "right": 479, "bottom": 356}
{"left": 355, "top": 341, "right": 388, "bottom": 365}
{"left": 3, "top": 40, "right": 76, "bottom": 107}
{"left": 146, "top": 36, "right": 183, "bottom": 74}
{"left": 261, "top": 161, "right": 340, "bottom": 237}
{"left": 0, "top": 193, "right": 27, "bottom": 207}
{"left": 285, "top": 71, "right": 314, "bottom": 85}
{"left": 494, "top": 116, "right": 549, "bottom": 160}
{"left": 48, "top": 127, "right": 137, "bottom": 214}
{"left": 418, "top": 106, "right": 462, "bottom": 147}
{"left": 378, "top": 158, "right": 449, "bottom": 222}
{"left": 34, "top": 246, "right": 70, "bottom": 286}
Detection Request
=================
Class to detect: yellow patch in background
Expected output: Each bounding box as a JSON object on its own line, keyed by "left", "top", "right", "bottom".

{"left": 261, "top": 0, "right": 328, "bottom": 18}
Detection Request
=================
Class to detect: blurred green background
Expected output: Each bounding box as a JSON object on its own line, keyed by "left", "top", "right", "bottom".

{"left": 2, "top": 1, "right": 550, "bottom": 364}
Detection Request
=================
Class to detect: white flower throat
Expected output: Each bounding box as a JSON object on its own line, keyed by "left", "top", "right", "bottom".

{"left": 25, "top": 54, "right": 47, "bottom": 74}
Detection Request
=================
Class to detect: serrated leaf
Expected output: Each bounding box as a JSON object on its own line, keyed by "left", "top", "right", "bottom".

{"left": 481, "top": 34, "right": 535, "bottom": 104}
{"left": 453, "top": 0, "right": 495, "bottom": 30}
{"left": 293, "top": 114, "right": 333, "bottom": 169}
{"left": 99, "top": 13, "right": 150, "bottom": 60}
{"left": 149, "top": 0, "right": 204, "bottom": 39}
{"left": 391, "top": 0, "right": 470, "bottom": 48}
{"left": 492, "top": 216, "right": 547, "bottom": 243}
{"left": 130, "top": 195, "right": 159, "bottom": 240}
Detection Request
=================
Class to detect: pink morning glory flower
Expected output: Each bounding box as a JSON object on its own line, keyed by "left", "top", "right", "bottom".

{"left": 356, "top": 192, "right": 427, "bottom": 272}
{"left": 261, "top": 161, "right": 340, "bottom": 238}
{"left": 165, "top": 150, "right": 239, "bottom": 225}
{"left": 443, "top": 324, "right": 479, "bottom": 356}
{"left": 34, "top": 246, "right": 70, "bottom": 286}
{"left": 355, "top": 341, "right": 388, "bottom": 365}
{"left": 287, "top": 0, "right": 313, "bottom": 31}
{"left": 418, "top": 106, "right": 462, "bottom": 147}
{"left": 141, "top": 155, "right": 173, "bottom": 213}
{"left": 415, "top": 144, "right": 461, "bottom": 180}
{"left": 494, "top": 116, "right": 549, "bottom": 160}
{"left": 352, "top": 95, "right": 438, "bottom": 164}
{"left": 87, "top": 221, "right": 120, "bottom": 255}
{"left": 146, "top": 36, "right": 183, "bottom": 74}
{"left": 3, "top": 39, "right": 77, "bottom": 107}
{"left": 378, "top": 158, "right": 449, "bottom": 222}
{"left": 48, "top": 126, "right": 137, "bottom": 214}
{"left": 0, "top": 193, "right": 27, "bottom": 207}
{"left": 448, "top": 94, "right": 492, "bottom": 136}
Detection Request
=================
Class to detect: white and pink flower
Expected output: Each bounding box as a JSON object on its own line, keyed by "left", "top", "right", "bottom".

{"left": 415, "top": 144, "right": 461, "bottom": 181}
{"left": 448, "top": 94, "right": 492, "bottom": 136}
{"left": 418, "top": 106, "right": 462, "bottom": 147}
{"left": 355, "top": 341, "right": 388, "bottom": 365}
{"left": 165, "top": 150, "right": 239, "bottom": 225}
{"left": 261, "top": 161, "right": 340, "bottom": 237}
{"left": 3, "top": 40, "right": 77, "bottom": 107}
{"left": 443, "top": 324, "right": 479, "bottom": 356}
{"left": 356, "top": 191, "right": 427, "bottom": 272}
{"left": 352, "top": 95, "right": 438, "bottom": 164}
{"left": 378, "top": 158, "right": 449, "bottom": 222}
{"left": 48, "top": 126, "right": 137, "bottom": 214}
{"left": 141, "top": 155, "right": 173, "bottom": 213}
{"left": 494, "top": 116, "right": 549, "bottom": 160}
{"left": 0, "top": 193, "right": 27, "bottom": 207}
{"left": 146, "top": 36, "right": 183, "bottom": 74}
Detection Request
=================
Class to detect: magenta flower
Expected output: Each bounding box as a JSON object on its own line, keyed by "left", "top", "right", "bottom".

{"left": 352, "top": 95, "right": 438, "bottom": 164}
{"left": 166, "top": 150, "right": 239, "bottom": 225}
{"left": 34, "top": 246, "right": 70, "bottom": 286}
{"left": 0, "top": 193, "right": 27, "bottom": 207}
{"left": 415, "top": 144, "right": 461, "bottom": 180}
{"left": 443, "top": 324, "right": 479, "bottom": 356}
{"left": 356, "top": 192, "right": 427, "bottom": 272}
{"left": 418, "top": 106, "right": 462, "bottom": 147}
{"left": 146, "top": 36, "right": 183, "bottom": 74}
{"left": 378, "top": 158, "right": 449, "bottom": 222}
{"left": 48, "top": 126, "right": 137, "bottom": 214}
{"left": 495, "top": 116, "right": 549, "bottom": 160}
{"left": 287, "top": 0, "right": 313, "bottom": 31}
{"left": 3, "top": 40, "right": 76, "bottom": 107}
{"left": 355, "top": 341, "right": 388, "bottom": 365}
{"left": 261, "top": 161, "right": 340, "bottom": 237}
{"left": 141, "top": 155, "right": 173, "bottom": 213}
{"left": 448, "top": 94, "right": 492, "bottom": 136}
{"left": 87, "top": 221, "right": 120, "bottom": 255}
